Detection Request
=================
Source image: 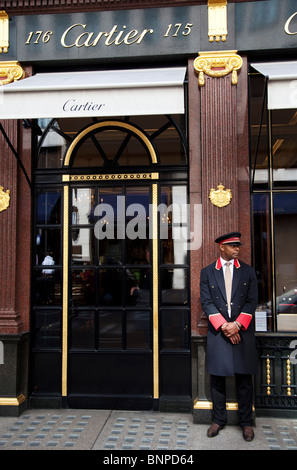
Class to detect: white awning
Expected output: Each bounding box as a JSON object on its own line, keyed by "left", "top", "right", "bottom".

{"left": 0, "top": 67, "right": 186, "bottom": 119}
{"left": 252, "top": 61, "right": 297, "bottom": 110}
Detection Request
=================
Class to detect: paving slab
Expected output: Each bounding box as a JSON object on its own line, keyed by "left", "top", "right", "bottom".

{"left": 1, "top": 409, "right": 297, "bottom": 451}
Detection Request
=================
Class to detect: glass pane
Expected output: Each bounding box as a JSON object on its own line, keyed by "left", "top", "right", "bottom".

{"left": 149, "top": 115, "right": 187, "bottom": 165}
{"left": 34, "top": 269, "right": 62, "bottom": 306}
{"left": 33, "top": 309, "right": 61, "bottom": 348}
{"left": 71, "top": 228, "right": 95, "bottom": 265}
{"left": 160, "top": 185, "right": 188, "bottom": 264}
{"left": 161, "top": 309, "right": 189, "bottom": 350}
{"left": 274, "top": 194, "right": 297, "bottom": 331}
{"left": 98, "top": 267, "right": 123, "bottom": 306}
{"left": 70, "top": 310, "right": 95, "bottom": 349}
{"left": 127, "top": 268, "right": 151, "bottom": 307}
{"left": 97, "top": 187, "right": 123, "bottom": 262}
{"left": 37, "top": 119, "right": 67, "bottom": 169}
{"left": 161, "top": 268, "right": 188, "bottom": 305}
{"left": 98, "top": 310, "right": 122, "bottom": 349}
{"left": 72, "top": 129, "right": 151, "bottom": 168}
{"left": 272, "top": 109, "right": 297, "bottom": 188}
{"left": 71, "top": 187, "right": 95, "bottom": 225}
{"left": 125, "top": 187, "right": 150, "bottom": 241}
{"left": 252, "top": 194, "right": 273, "bottom": 332}
{"left": 36, "top": 189, "right": 61, "bottom": 224}
{"left": 249, "top": 74, "right": 269, "bottom": 189}
{"left": 126, "top": 310, "right": 150, "bottom": 349}
{"left": 71, "top": 269, "right": 96, "bottom": 306}
{"left": 35, "top": 228, "right": 61, "bottom": 266}
{"left": 126, "top": 239, "right": 150, "bottom": 265}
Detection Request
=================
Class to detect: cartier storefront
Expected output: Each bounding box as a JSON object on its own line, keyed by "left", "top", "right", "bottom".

{"left": 0, "top": 0, "right": 297, "bottom": 421}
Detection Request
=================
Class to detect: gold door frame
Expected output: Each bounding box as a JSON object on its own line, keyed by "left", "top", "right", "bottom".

{"left": 61, "top": 121, "right": 160, "bottom": 402}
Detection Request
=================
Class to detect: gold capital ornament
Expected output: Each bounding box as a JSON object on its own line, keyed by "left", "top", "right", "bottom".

{"left": 194, "top": 50, "right": 243, "bottom": 86}
{"left": 0, "top": 61, "right": 25, "bottom": 85}
{"left": 0, "top": 185, "right": 10, "bottom": 212}
{"left": 209, "top": 183, "right": 232, "bottom": 208}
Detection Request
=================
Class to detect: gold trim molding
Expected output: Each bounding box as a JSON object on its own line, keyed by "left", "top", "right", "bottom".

{"left": 208, "top": 0, "right": 228, "bottom": 42}
{"left": 0, "top": 394, "right": 26, "bottom": 406}
{"left": 0, "top": 185, "right": 10, "bottom": 212}
{"left": 62, "top": 172, "right": 160, "bottom": 399}
{"left": 209, "top": 183, "right": 232, "bottom": 208}
{"left": 63, "top": 172, "right": 159, "bottom": 182}
{"left": 0, "top": 60, "right": 25, "bottom": 85}
{"left": 0, "top": 11, "right": 9, "bottom": 53}
{"left": 194, "top": 50, "right": 243, "bottom": 86}
{"left": 194, "top": 398, "right": 255, "bottom": 412}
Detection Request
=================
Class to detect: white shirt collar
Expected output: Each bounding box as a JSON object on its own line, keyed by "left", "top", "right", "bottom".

{"left": 220, "top": 257, "right": 234, "bottom": 266}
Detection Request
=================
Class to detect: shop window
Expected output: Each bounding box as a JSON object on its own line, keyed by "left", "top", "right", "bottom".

{"left": 250, "top": 70, "right": 297, "bottom": 332}
{"left": 274, "top": 194, "right": 297, "bottom": 331}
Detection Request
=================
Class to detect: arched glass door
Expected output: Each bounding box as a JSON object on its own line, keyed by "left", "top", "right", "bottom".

{"left": 31, "top": 115, "right": 191, "bottom": 411}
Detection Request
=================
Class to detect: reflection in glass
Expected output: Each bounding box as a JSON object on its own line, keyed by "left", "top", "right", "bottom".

{"left": 71, "top": 228, "right": 95, "bottom": 265}
{"left": 70, "top": 310, "right": 95, "bottom": 349}
{"left": 274, "top": 194, "right": 297, "bottom": 331}
{"left": 71, "top": 187, "right": 95, "bottom": 225}
{"left": 36, "top": 189, "right": 61, "bottom": 224}
{"left": 37, "top": 119, "right": 67, "bottom": 168}
{"left": 126, "top": 310, "right": 150, "bottom": 349}
{"left": 33, "top": 309, "right": 61, "bottom": 348}
{"left": 249, "top": 74, "right": 269, "bottom": 189}
{"left": 98, "top": 267, "right": 123, "bottom": 306}
{"left": 161, "top": 268, "right": 188, "bottom": 305}
{"left": 97, "top": 188, "right": 123, "bottom": 261}
{"left": 71, "top": 269, "right": 95, "bottom": 306}
{"left": 252, "top": 194, "right": 272, "bottom": 331}
{"left": 34, "top": 269, "right": 61, "bottom": 306}
{"left": 160, "top": 186, "right": 188, "bottom": 264}
{"left": 35, "top": 228, "right": 61, "bottom": 266}
{"left": 98, "top": 310, "right": 122, "bottom": 349}
{"left": 272, "top": 109, "right": 297, "bottom": 188}
{"left": 161, "top": 309, "right": 189, "bottom": 350}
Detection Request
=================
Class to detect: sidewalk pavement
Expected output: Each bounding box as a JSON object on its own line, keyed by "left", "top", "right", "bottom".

{"left": 0, "top": 408, "right": 296, "bottom": 451}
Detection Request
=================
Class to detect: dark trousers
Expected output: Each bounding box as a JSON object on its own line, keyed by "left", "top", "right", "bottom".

{"left": 210, "top": 374, "right": 254, "bottom": 427}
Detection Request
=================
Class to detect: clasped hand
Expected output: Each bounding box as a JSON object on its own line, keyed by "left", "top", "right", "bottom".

{"left": 221, "top": 322, "right": 241, "bottom": 344}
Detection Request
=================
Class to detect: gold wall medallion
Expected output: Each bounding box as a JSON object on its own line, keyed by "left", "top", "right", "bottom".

{"left": 209, "top": 183, "right": 232, "bottom": 208}
{"left": 0, "top": 11, "right": 9, "bottom": 53}
{"left": 0, "top": 61, "right": 25, "bottom": 85}
{"left": 0, "top": 185, "right": 10, "bottom": 212}
{"left": 194, "top": 50, "right": 243, "bottom": 86}
{"left": 208, "top": 0, "right": 228, "bottom": 42}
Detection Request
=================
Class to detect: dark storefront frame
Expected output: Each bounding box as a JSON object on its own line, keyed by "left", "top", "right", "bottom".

{"left": 29, "top": 112, "right": 192, "bottom": 411}
{"left": 249, "top": 68, "right": 297, "bottom": 414}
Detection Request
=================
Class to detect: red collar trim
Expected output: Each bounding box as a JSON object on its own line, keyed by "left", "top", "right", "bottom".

{"left": 215, "top": 259, "right": 222, "bottom": 270}
{"left": 215, "top": 258, "right": 241, "bottom": 270}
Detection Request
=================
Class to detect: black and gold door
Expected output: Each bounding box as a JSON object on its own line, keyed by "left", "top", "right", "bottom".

{"left": 31, "top": 116, "right": 191, "bottom": 411}
{"left": 63, "top": 175, "right": 159, "bottom": 409}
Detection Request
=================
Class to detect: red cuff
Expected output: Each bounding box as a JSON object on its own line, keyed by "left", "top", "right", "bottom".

{"left": 209, "top": 313, "right": 226, "bottom": 330}
{"left": 237, "top": 312, "right": 252, "bottom": 330}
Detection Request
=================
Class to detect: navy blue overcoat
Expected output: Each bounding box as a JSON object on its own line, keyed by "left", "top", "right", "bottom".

{"left": 200, "top": 259, "right": 258, "bottom": 376}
